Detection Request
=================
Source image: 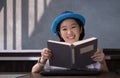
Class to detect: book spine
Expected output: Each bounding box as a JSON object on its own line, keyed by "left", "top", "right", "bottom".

{"left": 71, "top": 45, "right": 75, "bottom": 64}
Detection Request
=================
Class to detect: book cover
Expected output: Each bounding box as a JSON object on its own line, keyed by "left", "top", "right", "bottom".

{"left": 48, "top": 37, "right": 97, "bottom": 69}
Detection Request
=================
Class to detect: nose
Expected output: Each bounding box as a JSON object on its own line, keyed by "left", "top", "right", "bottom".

{"left": 67, "top": 29, "right": 73, "bottom": 35}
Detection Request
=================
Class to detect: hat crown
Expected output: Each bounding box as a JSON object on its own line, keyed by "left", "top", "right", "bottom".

{"left": 60, "top": 11, "right": 73, "bottom": 15}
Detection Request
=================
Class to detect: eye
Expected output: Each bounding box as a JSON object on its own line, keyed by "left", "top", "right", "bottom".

{"left": 72, "top": 26, "right": 76, "bottom": 28}
{"left": 71, "top": 25, "right": 78, "bottom": 29}
{"left": 61, "top": 28, "right": 67, "bottom": 31}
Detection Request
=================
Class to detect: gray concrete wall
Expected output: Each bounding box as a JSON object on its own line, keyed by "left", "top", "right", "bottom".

{"left": 0, "top": 0, "right": 120, "bottom": 50}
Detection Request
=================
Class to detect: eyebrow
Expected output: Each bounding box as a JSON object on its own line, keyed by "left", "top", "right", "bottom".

{"left": 60, "top": 26, "right": 67, "bottom": 28}
{"left": 60, "top": 23, "right": 78, "bottom": 28}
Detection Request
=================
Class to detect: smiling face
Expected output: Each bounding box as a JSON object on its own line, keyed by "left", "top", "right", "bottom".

{"left": 59, "top": 18, "right": 82, "bottom": 44}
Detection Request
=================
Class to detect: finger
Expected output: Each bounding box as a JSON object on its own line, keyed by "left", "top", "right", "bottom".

{"left": 91, "top": 51, "right": 104, "bottom": 58}
{"left": 91, "top": 53, "right": 102, "bottom": 58}
{"left": 44, "top": 48, "right": 51, "bottom": 52}
{"left": 41, "top": 48, "right": 51, "bottom": 54}
{"left": 92, "top": 56, "right": 104, "bottom": 62}
{"left": 42, "top": 51, "right": 52, "bottom": 59}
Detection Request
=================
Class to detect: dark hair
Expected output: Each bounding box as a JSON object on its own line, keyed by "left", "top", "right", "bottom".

{"left": 56, "top": 18, "right": 85, "bottom": 42}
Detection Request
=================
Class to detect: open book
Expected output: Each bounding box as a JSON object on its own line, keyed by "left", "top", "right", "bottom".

{"left": 47, "top": 37, "right": 97, "bottom": 69}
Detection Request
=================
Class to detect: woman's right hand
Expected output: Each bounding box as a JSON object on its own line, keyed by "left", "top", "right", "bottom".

{"left": 40, "top": 48, "right": 52, "bottom": 64}
{"left": 31, "top": 48, "right": 52, "bottom": 73}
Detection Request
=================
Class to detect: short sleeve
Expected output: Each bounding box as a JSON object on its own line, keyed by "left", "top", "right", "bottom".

{"left": 86, "top": 62, "right": 101, "bottom": 70}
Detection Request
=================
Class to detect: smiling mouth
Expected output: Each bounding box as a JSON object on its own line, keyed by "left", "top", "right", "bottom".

{"left": 67, "top": 35, "right": 75, "bottom": 40}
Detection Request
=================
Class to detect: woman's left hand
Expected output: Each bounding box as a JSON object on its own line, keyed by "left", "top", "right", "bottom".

{"left": 91, "top": 49, "right": 105, "bottom": 62}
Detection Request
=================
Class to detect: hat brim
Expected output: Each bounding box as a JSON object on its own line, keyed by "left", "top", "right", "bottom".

{"left": 51, "top": 13, "right": 85, "bottom": 36}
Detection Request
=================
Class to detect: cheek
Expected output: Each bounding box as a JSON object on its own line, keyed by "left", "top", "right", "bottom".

{"left": 61, "top": 33, "right": 66, "bottom": 39}
{"left": 59, "top": 31, "right": 66, "bottom": 39}
{"left": 76, "top": 32, "right": 80, "bottom": 39}
{"left": 75, "top": 30, "right": 81, "bottom": 39}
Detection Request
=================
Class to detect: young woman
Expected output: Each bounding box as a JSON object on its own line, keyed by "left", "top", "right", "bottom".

{"left": 31, "top": 11, "right": 109, "bottom": 73}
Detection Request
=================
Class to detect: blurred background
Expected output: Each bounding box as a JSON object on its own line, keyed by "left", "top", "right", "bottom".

{"left": 0, "top": 0, "right": 120, "bottom": 50}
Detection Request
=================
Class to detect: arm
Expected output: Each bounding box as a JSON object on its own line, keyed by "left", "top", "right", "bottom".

{"left": 91, "top": 49, "right": 109, "bottom": 72}
{"left": 99, "top": 59, "right": 109, "bottom": 72}
{"left": 31, "top": 48, "right": 52, "bottom": 73}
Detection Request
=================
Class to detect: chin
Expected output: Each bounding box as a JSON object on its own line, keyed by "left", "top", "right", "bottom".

{"left": 68, "top": 41, "right": 76, "bottom": 44}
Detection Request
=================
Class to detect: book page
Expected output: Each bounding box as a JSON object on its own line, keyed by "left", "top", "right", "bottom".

{"left": 73, "top": 37, "right": 97, "bottom": 46}
{"left": 48, "top": 40, "right": 71, "bottom": 46}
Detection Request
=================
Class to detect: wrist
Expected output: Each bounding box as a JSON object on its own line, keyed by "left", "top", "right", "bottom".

{"left": 40, "top": 57, "right": 47, "bottom": 64}
{"left": 37, "top": 57, "right": 46, "bottom": 67}
{"left": 99, "top": 59, "right": 105, "bottom": 64}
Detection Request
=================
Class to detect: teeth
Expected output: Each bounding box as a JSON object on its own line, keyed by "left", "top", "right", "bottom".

{"left": 68, "top": 36, "right": 74, "bottom": 39}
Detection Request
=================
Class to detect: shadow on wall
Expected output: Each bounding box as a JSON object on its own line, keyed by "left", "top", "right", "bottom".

{"left": 22, "top": 0, "right": 88, "bottom": 49}
{"left": 1, "top": 0, "right": 120, "bottom": 49}
{"left": 0, "top": 0, "right": 6, "bottom": 11}
{"left": 20, "top": 0, "right": 120, "bottom": 49}
{"left": 1, "top": 0, "right": 88, "bottom": 49}
{"left": 0, "top": 0, "right": 7, "bottom": 49}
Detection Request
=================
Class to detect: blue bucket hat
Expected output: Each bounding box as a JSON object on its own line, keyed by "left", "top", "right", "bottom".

{"left": 51, "top": 11, "right": 85, "bottom": 36}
